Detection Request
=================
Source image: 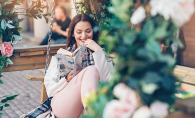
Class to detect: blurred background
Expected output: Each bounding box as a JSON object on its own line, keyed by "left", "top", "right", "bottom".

{"left": 15, "top": 0, "right": 76, "bottom": 47}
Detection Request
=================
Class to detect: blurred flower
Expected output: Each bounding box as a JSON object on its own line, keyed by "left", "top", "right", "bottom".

{"left": 103, "top": 100, "right": 134, "bottom": 118}
{"left": 131, "top": 6, "right": 146, "bottom": 24}
{"left": 132, "top": 106, "right": 152, "bottom": 118}
{"left": 150, "top": 0, "right": 195, "bottom": 26}
{"left": 150, "top": 101, "right": 169, "bottom": 118}
{"left": 82, "top": 90, "right": 97, "bottom": 108}
{"left": 1, "top": 42, "right": 13, "bottom": 57}
{"left": 113, "top": 83, "right": 140, "bottom": 108}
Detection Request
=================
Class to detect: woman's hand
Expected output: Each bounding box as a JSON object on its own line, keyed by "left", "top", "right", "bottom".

{"left": 66, "top": 70, "right": 81, "bottom": 82}
{"left": 84, "top": 39, "right": 101, "bottom": 52}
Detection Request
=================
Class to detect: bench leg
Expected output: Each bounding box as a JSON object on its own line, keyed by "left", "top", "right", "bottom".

{"left": 41, "top": 82, "right": 48, "bottom": 104}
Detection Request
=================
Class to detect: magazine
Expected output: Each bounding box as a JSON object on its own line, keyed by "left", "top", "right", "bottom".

{"left": 55, "top": 45, "right": 89, "bottom": 79}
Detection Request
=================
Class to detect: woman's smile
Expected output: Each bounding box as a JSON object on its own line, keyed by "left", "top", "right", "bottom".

{"left": 73, "top": 21, "right": 93, "bottom": 47}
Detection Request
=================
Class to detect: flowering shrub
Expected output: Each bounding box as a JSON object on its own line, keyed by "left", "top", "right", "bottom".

{"left": 76, "top": 0, "right": 195, "bottom": 118}
{"left": 0, "top": 0, "right": 50, "bottom": 115}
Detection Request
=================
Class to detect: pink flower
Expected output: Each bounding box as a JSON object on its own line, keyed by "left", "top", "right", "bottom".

{"left": 150, "top": 101, "right": 169, "bottom": 118}
{"left": 113, "top": 83, "right": 140, "bottom": 109}
{"left": 103, "top": 83, "right": 141, "bottom": 118}
{"left": 103, "top": 100, "right": 135, "bottom": 118}
{"left": 132, "top": 106, "right": 152, "bottom": 118}
{"left": 1, "top": 42, "right": 13, "bottom": 57}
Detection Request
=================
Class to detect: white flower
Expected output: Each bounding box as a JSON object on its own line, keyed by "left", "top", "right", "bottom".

{"left": 103, "top": 100, "right": 134, "bottom": 118}
{"left": 130, "top": 6, "right": 146, "bottom": 24}
{"left": 150, "top": 101, "right": 169, "bottom": 118}
{"left": 150, "top": 0, "right": 195, "bottom": 26}
{"left": 132, "top": 106, "right": 152, "bottom": 118}
{"left": 113, "top": 83, "right": 140, "bottom": 108}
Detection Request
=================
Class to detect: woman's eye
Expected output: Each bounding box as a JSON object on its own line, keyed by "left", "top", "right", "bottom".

{"left": 86, "top": 30, "right": 91, "bottom": 33}
{"left": 77, "top": 32, "right": 82, "bottom": 34}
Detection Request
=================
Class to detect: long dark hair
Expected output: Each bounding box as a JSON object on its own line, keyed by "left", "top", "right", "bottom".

{"left": 66, "top": 14, "right": 99, "bottom": 48}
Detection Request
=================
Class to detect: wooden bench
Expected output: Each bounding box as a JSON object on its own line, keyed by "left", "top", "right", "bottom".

{"left": 2, "top": 45, "right": 195, "bottom": 117}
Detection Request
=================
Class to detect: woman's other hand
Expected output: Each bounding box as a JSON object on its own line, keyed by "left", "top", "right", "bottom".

{"left": 84, "top": 39, "right": 101, "bottom": 52}
{"left": 66, "top": 70, "right": 81, "bottom": 82}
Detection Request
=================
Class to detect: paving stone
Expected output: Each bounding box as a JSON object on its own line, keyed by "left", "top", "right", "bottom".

{"left": 15, "top": 110, "right": 23, "bottom": 116}
{"left": 9, "top": 113, "right": 19, "bottom": 118}
{"left": 5, "top": 110, "right": 14, "bottom": 115}
{"left": 11, "top": 106, "right": 19, "bottom": 111}
{"left": 1, "top": 69, "right": 42, "bottom": 118}
{"left": 1, "top": 115, "right": 10, "bottom": 118}
{"left": 21, "top": 108, "right": 30, "bottom": 114}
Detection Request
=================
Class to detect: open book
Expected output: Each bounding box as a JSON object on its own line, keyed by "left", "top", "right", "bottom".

{"left": 55, "top": 45, "right": 89, "bottom": 79}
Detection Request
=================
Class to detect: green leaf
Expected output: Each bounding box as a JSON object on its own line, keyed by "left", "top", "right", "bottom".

{"left": 0, "top": 80, "right": 3, "bottom": 84}
{"left": 43, "top": 16, "right": 49, "bottom": 23}
{"left": 141, "top": 82, "right": 159, "bottom": 94}
{"left": 0, "top": 104, "right": 5, "bottom": 107}
{"left": 6, "top": 23, "right": 15, "bottom": 29}
{"left": 16, "top": 26, "right": 23, "bottom": 31}
{"left": 1, "top": 19, "right": 6, "bottom": 30}
{"left": 0, "top": 106, "right": 3, "bottom": 111}
{"left": 0, "top": 113, "right": 3, "bottom": 115}
{"left": 1, "top": 99, "right": 8, "bottom": 103}
{"left": 5, "top": 95, "right": 18, "bottom": 100}
{"left": 0, "top": 11, "right": 2, "bottom": 16}
{"left": 6, "top": 58, "right": 13, "bottom": 67}
{"left": 143, "top": 20, "right": 154, "bottom": 38}
{"left": 13, "top": 35, "right": 22, "bottom": 41}
{"left": 4, "top": 104, "right": 10, "bottom": 107}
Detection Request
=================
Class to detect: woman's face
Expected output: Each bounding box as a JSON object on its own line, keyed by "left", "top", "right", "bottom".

{"left": 73, "top": 21, "right": 93, "bottom": 47}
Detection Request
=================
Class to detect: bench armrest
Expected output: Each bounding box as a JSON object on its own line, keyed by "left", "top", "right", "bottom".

{"left": 25, "top": 73, "right": 44, "bottom": 82}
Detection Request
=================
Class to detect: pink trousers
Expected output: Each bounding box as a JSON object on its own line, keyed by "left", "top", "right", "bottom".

{"left": 51, "top": 66, "right": 100, "bottom": 118}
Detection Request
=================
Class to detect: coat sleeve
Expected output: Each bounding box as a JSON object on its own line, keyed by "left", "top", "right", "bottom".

{"left": 44, "top": 56, "right": 68, "bottom": 97}
{"left": 92, "top": 48, "right": 113, "bottom": 82}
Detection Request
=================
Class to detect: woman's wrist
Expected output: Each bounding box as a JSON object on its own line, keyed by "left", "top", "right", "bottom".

{"left": 65, "top": 75, "right": 69, "bottom": 82}
{"left": 94, "top": 46, "right": 102, "bottom": 52}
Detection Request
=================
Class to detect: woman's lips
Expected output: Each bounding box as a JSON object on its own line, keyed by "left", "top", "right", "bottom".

{"left": 80, "top": 39, "right": 86, "bottom": 42}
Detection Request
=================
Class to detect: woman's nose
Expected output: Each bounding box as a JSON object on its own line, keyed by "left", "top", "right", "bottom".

{"left": 81, "top": 32, "right": 87, "bottom": 39}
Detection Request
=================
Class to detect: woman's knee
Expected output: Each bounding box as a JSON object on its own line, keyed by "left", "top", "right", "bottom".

{"left": 85, "top": 66, "right": 99, "bottom": 77}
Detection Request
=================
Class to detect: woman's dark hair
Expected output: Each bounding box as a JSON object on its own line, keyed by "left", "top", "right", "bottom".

{"left": 66, "top": 14, "right": 99, "bottom": 48}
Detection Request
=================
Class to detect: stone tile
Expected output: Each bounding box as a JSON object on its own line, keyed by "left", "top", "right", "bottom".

{"left": 1, "top": 69, "right": 42, "bottom": 118}
{"left": 9, "top": 113, "right": 19, "bottom": 118}
{"left": 17, "top": 105, "right": 26, "bottom": 109}
{"left": 1, "top": 115, "right": 10, "bottom": 118}
{"left": 15, "top": 110, "right": 23, "bottom": 116}
{"left": 21, "top": 108, "right": 29, "bottom": 114}
{"left": 11, "top": 106, "right": 19, "bottom": 111}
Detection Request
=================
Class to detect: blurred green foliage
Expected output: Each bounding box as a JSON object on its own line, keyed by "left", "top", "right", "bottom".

{"left": 0, "top": 0, "right": 50, "bottom": 115}
{"left": 76, "top": 0, "right": 184, "bottom": 117}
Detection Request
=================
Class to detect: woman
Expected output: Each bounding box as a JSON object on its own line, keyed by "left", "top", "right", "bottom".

{"left": 44, "top": 14, "right": 113, "bottom": 118}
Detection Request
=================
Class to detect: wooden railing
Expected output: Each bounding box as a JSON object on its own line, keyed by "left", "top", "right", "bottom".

{"left": 2, "top": 44, "right": 66, "bottom": 72}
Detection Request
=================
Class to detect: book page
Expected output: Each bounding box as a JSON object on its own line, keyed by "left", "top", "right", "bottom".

{"left": 55, "top": 45, "right": 89, "bottom": 79}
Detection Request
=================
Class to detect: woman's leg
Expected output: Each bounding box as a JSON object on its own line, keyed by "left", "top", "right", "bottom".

{"left": 51, "top": 66, "right": 100, "bottom": 118}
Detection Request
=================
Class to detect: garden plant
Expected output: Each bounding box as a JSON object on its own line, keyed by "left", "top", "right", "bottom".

{"left": 75, "top": 0, "right": 195, "bottom": 117}
{"left": 0, "top": 0, "right": 50, "bottom": 115}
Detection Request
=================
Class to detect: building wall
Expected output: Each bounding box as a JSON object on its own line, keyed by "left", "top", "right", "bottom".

{"left": 182, "top": 13, "right": 195, "bottom": 68}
